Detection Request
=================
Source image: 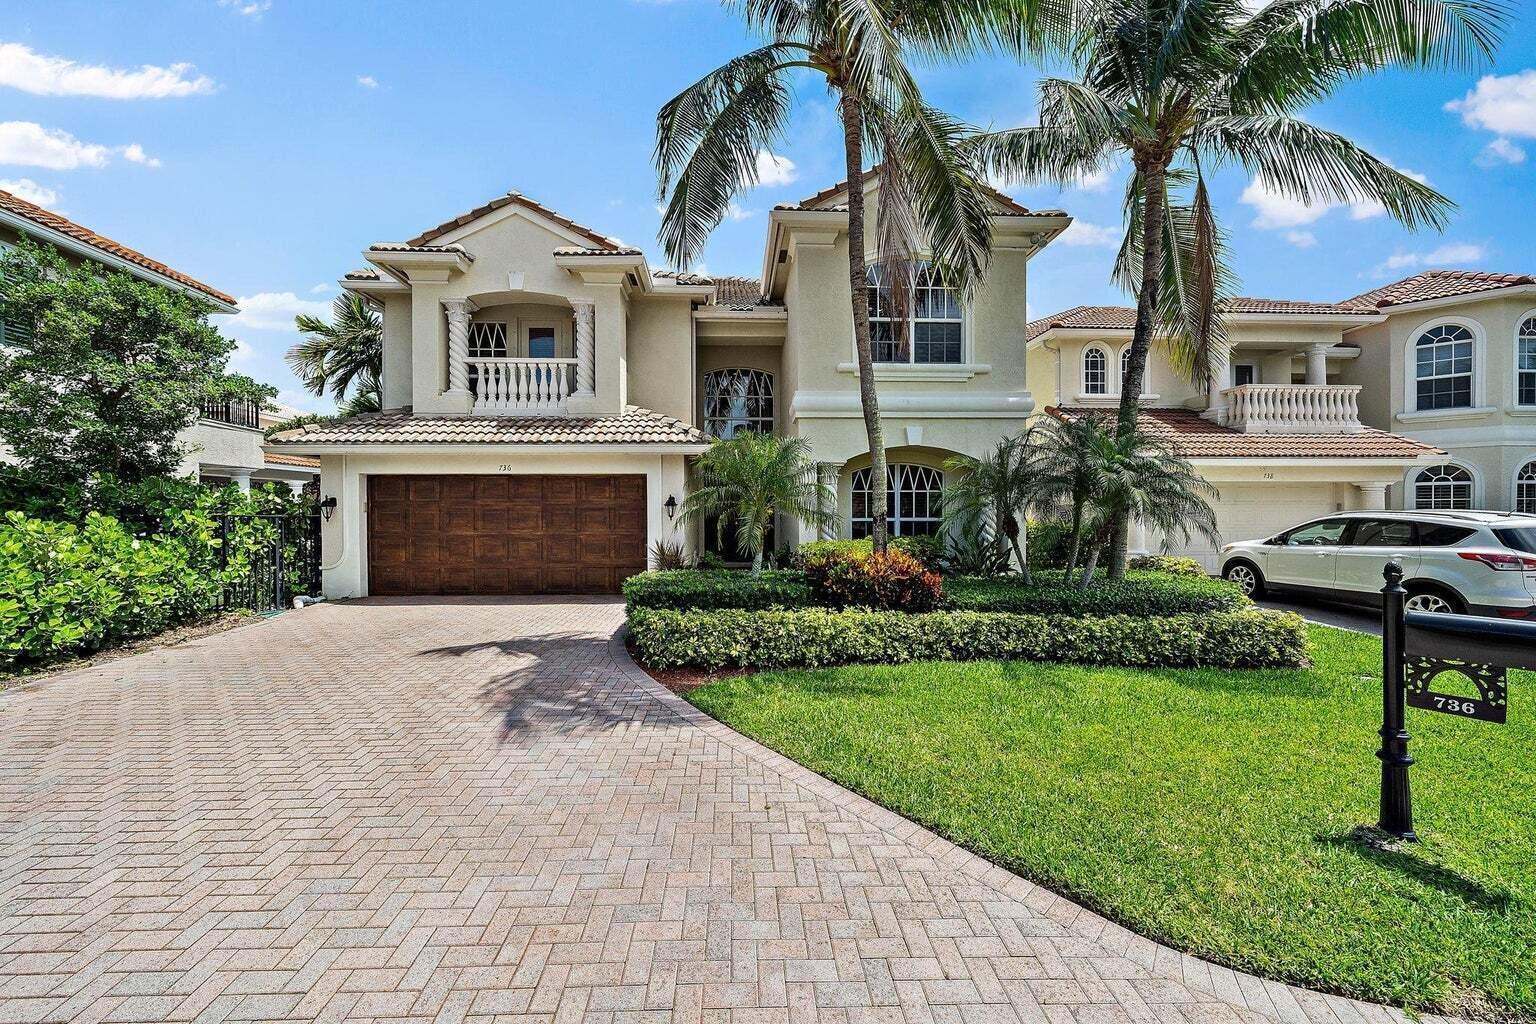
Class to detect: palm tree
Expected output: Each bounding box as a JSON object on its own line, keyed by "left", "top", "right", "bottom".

{"left": 288, "top": 293, "right": 383, "bottom": 415}
{"left": 941, "top": 426, "right": 1045, "bottom": 581}
{"left": 1033, "top": 414, "right": 1107, "bottom": 572}
{"left": 654, "top": 0, "right": 1030, "bottom": 553}
{"left": 973, "top": 0, "right": 1505, "bottom": 576}
{"left": 679, "top": 432, "right": 837, "bottom": 573}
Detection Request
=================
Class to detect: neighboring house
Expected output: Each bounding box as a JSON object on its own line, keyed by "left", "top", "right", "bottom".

{"left": 0, "top": 187, "right": 319, "bottom": 492}
{"left": 1028, "top": 301, "right": 1441, "bottom": 568}
{"left": 269, "top": 179, "right": 1070, "bottom": 597}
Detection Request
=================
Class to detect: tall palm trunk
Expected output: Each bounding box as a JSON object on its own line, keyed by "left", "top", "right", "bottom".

{"left": 1107, "top": 159, "right": 1168, "bottom": 579}
{"left": 840, "top": 91, "right": 890, "bottom": 553}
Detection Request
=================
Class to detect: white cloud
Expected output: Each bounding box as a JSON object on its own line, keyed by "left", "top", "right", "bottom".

{"left": 308, "top": 283, "right": 330, "bottom": 294}
{"left": 1476, "top": 137, "right": 1526, "bottom": 167}
{"left": 220, "top": 0, "right": 273, "bottom": 15}
{"left": 726, "top": 202, "right": 753, "bottom": 222}
{"left": 0, "top": 43, "right": 215, "bottom": 99}
{"left": 0, "top": 177, "right": 60, "bottom": 208}
{"left": 0, "top": 122, "right": 161, "bottom": 170}
{"left": 1241, "top": 166, "right": 1428, "bottom": 231}
{"left": 1284, "top": 230, "right": 1317, "bottom": 248}
{"left": 231, "top": 291, "right": 332, "bottom": 331}
{"left": 1446, "top": 70, "right": 1536, "bottom": 139}
{"left": 754, "top": 151, "right": 798, "bottom": 187}
{"left": 1057, "top": 220, "right": 1120, "bottom": 248}
{"left": 357, "top": 74, "right": 378, "bottom": 89}
{"left": 1372, "top": 242, "right": 1486, "bottom": 278}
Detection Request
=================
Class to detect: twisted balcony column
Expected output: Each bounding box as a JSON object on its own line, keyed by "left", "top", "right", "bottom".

{"left": 815, "top": 461, "right": 843, "bottom": 541}
{"left": 571, "top": 298, "right": 596, "bottom": 397}
{"left": 442, "top": 298, "right": 473, "bottom": 398}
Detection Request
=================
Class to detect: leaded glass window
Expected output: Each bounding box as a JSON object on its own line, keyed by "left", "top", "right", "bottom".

{"left": 703, "top": 368, "right": 774, "bottom": 438}
{"left": 851, "top": 464, "right": 944, "bottom": 538}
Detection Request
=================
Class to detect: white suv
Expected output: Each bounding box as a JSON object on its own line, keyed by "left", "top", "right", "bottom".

{"left": 1220, "top": 510, "right": 1536, "bottom": 617}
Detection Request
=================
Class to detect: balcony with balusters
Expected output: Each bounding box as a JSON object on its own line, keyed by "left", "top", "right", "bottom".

{"left": 1203, "top": 340, "right": 1365, "bottom": 434}
{"left": 443, "top": 297, "right": 596, "bottom": 417}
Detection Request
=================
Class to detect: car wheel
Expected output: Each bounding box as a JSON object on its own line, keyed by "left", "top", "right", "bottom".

{"left": 1404, "top": 586, "right": 1464, "bottom": 615}
{"left": 1223, "top": 560, "right": 1265, "bottom": 598}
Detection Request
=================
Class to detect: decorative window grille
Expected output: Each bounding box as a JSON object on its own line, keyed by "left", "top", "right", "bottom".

{"left": 851, "top": 463, "right": 944, "bottom": 538}
{"left": 866, "top": 261, "right": 963, "bottom": 364}
{"left": 1083, "top": 347, "right": 1108, "bottom": 395}
{"left": 1414, "top": 464, "right": 1473, "bottom": 510}
{"left": 467, "top": 321, "right": 508, "bottom": 357}
{"left": 702, "top": 368, "right": 774, "bottom": 438}
{"left": 1414, "top": 324, "right": 1474, "bottom": 410}
{"left": 1518, "top": 316, "right": 1536, "bottom": 406}
{"left": 1517, "top": 462, "right": 1536, "bottom": 515}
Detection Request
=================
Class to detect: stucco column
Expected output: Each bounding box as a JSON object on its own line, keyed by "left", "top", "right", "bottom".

{"left": 442, "top": 298, "right": 473, "bottom": 400}
{"left": 815, "top": 461, "right": 843, "bottom": 541}
{"left": 571, "top": 298, "right": 596, "bottom": 397}
{"left": 1356, "top": 481, "right": 1388, "bottom": 510}
{"left": 1204, "top": 343, "right": 1232, "bottom": 423}
{"left": 1305, "top": 343, "right": 1331, "bottom": 385}
{"left": 230, "top": 471, "right": 252, "bottom": 493}
{"left": 286, "top": 480, "right": 307, "bottom": 496}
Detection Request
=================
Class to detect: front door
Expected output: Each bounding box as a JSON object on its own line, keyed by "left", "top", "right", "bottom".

{"left": 1265, "top": 517, "right": 1350, "bottom": 591}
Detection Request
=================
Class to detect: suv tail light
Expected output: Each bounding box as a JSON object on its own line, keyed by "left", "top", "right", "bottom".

{"left": 1458, "top": 550, "right": 1536, "bottom": 571}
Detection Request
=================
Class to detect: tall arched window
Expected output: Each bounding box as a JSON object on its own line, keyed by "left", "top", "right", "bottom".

{"left": 1414, "top": 324, "right": 1474, "bottom": 411}
{"left": 851, "top": 464, "right": 944, "bottom": 538}
{"left": 702, "top": 368, "right": 774, "bottom": 438}
{"left": 1518, "top": 315, "right": 1536, "bottom": 407}
{"left": 866, "top": 261, "right": 963, "bottom": 364}
{"left": 1119, "top": 347, "right": 1133, "bottom": 394}
{"left": 1517, "top": 461, "right": 1536, "bottom": 514}
{"left": 1083, "top": 346, "right": 1109, "bottom": 395}
{"left": 1414, "top": 464, "right": 1473, "bottom": 510}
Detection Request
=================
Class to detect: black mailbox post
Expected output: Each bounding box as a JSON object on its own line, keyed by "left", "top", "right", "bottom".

{"left": 1377, "top": 562, "right": 1536, "bottom": 839}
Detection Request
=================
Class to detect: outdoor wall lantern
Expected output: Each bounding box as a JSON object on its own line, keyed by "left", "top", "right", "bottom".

{"left": 319, "top": 496, "right": 338, "bottom": 522}
{"left": 664, "top": 495, "right": 678, "bottom": 520}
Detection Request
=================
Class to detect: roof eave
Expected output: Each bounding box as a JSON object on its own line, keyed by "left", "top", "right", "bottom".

{"left": 1346, "top": 284, "right": 1536, "bottom": 322}
{"left": 267, "top": 440, "right": 713, "bottom": 456}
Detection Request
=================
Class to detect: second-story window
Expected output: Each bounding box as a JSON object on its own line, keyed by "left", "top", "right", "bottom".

{"left": 703, "top": 368, "right": 774, "bottom": 438}
{"left": 1414, "top": 323, "right": 1474, "bottom": 411}
{"left": 468, "top": 321, "right": 508, "bottom": 357}
{"left": 1083, "top": 346, "right": 1108, "bottom": 395}
{"left": 1518, "top": 315, "right": 1536, "bottom": 406}
{"left": 866, "top": 261, "right": 963, "bottom": 364}
{"left": 1119, "top": 347, "right": 1133, "bottom": 393}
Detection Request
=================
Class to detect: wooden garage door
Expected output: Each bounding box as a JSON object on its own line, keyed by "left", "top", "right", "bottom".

{"left": 367, "top": 475, "right": 647, "bottom": 595}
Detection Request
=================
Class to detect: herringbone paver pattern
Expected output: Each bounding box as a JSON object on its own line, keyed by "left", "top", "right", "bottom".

{"left": 0, "top": 599, "right": 1469, "bottom": 1024}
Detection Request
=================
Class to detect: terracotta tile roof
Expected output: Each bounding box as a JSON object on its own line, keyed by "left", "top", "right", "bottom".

{"left": 1049, "top": 406, "right": 1439, "bottom": 460}
{"left": 1344, "top": 270, "right": 1536, "bottom": 308}
{"left": 407, "top": 191, "right": 623, "bottom": 249}
{"left": 0, "top": 186, "right": 233, "bottom": 305}
{"left": 554, "top": 246, "right": 644, "bottom": 257}
{"left": 263, "top": 451, "right": 320, "bottom": 469}
{"left": 1025, "top": 297, "right": 1377, "bottom": 340}
{"left": 344, "top": 267, "right": 381, "bottom": 280}
{"left": 268, "top": 406, "right": 709, "bottom": 447}
{"left": 777, "top": 168, "right": 1061, "bottom": 217}
{"left": 367, "top": 243, "right": 472, "bottom": 257}
{"left": 713, "top": 275, "right": 768, "bottom": 306}
{"left": 652, "top": 269, "right": 713, "bottom": 285}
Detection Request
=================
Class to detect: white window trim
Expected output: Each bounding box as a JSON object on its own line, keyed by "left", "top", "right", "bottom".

{"left": 1403, "top": 315, "right": 1485, "bottom": 415}
{"left": 1082, "top": 344, "right": 1110, "bottom": 397}
{"left": 1406, "top": 461, "right": 1481, "bottom": 510}
{"left": 853, "top": 257, "right": 971, "bottom": 369}
{"left": 1513, "top": 308, "right": 1536, "bottom": 409}
{"left": 1514, "top": 458, "right": 1536, "bottom": 514}
{"left": 1104, "top": 343, "right": 1160, "bottom": 401}
{"left": 518, "top": 318, "right": 569, "bottom": 359}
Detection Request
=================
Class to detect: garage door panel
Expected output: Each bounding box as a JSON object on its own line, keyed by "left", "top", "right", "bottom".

{"left": 368, "top": 474, "right": 646, "bottom": 596}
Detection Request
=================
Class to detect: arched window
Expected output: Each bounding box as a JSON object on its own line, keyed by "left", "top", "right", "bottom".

{"left": 851, "top": 464, "right": 944, "bottom": 538}
{"left": 1414, "top": 324, "right": 1474, "bottom": 411}
{"left": 1414, "top": 464, "right": 1473, "bottom": 510}
{"left": 702, "top": 368, "right": 774, "bottom": 438}
{"left": 1517, "top": 315, "right": 1536, "bottom": 407}
{"left": 866, "top": 261, "right": 963, "bottom": 364}
{"left": 1083, "top": 346, "right": 1109, "bottom": 395}
{"left": 1119, "top": 347, "right": 1133, "bottom": 394}
{"left": 1517, "top": 461, "right": 1536, "bottom": 514}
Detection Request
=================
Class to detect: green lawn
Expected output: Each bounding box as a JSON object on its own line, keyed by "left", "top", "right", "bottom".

{"left": 686, "top": 626, "right": 1536, "bottom": 1020}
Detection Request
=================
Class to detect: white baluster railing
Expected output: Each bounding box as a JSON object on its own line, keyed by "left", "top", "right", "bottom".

{"left": 470, "top": 358, "right": 578, "bottom": 415}
{"left": 1219, "top": 384, "right": 1363, "bottom": 434}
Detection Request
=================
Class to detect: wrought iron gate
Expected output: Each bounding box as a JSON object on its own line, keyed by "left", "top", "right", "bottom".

{"left": 217, "top": 512, "right": 321, "bottom": 613}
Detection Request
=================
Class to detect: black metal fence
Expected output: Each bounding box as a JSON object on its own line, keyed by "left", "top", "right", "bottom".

{"left": 217, "top": 513, "right": 321, "bottom": 613}
{"left": 200, "top": 397, "right": 263, "bottom": 429}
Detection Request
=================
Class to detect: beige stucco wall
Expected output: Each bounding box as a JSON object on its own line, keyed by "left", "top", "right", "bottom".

{"left": 176, "top": 420, "right": 267, "bottom": 477}
{"left": 315, "top": 450, "right": 690, "bottom": 599}
{"left": 626, "top": 297, "right": 696, "bottom": 424}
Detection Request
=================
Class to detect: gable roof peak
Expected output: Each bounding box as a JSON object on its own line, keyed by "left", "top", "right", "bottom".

{"left": 407, "top": 189, "right": 623, "bottom": 250}
{"left": 776, "top": 166, "right": 1040, "bottom": 217}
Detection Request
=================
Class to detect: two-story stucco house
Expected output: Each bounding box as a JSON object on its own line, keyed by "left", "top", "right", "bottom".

{"left": 269, "top": 179, "right": 1071, "bottom": 597}
{"left": 0, "top": 187, "right": 320, "bottom": 493}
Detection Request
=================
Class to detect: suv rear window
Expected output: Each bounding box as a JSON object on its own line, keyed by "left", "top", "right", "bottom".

{"left": 1418, "top": 523, "right": 1476, "bottom": 546}
{"left": 1494, "top": 527, "right": 1536, "bottom": 554}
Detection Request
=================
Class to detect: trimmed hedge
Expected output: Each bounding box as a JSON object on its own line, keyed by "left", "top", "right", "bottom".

{"left": 628, "top": 607, "right": 1309, "bottom": 670}
{"left": 1127, "top": 554, "right": 1208, "bottom": 578}
{"left": 945, "top": 570, "right": 1245, "bottom": 616}
{"left": 622, "top": 569, "right": 813, "bottom": 612}
{"left": 797, "top": 535, "right": 945, "bottom": 567}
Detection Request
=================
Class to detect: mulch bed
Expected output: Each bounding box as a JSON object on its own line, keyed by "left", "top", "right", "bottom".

{"left": 624, "top": 637, "right": 753, "bottom": 694}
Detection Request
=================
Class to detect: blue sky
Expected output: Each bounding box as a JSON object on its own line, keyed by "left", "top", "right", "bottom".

{"left": 3, "top": 0, "right": 1534, "bottom": 413}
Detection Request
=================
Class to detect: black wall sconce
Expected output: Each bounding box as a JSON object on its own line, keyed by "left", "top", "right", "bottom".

{"left": 319, "top": 495, "right": 338, "bottom": 522}
{"left": 664, "top": 495, "right": 678, "bottom": 520}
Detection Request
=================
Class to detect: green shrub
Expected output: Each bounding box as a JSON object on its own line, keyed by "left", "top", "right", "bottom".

{"left": 623, "top": 569, "right": 813, "bottom": 612}
{"left": 1026, "top": 519, "right": 1074, "bottom": 569}
{"left": 1128, "top": 554, "right": 1209, "bottom": 578}
{"left": 945, "top": 569, "right": 1244, "bottom": 616}
{"left": 803, "top": 549, "right": 944, "bottom": 612}
{"left": 628, "top": 606, "right": 1308, "bottom": 670}
{"left": 796, "top": 535, "right": 944, "bottom": 568}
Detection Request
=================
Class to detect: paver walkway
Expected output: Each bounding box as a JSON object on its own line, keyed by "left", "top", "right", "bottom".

{"left": 0, "top": 599, "right": 1464, "bottom": 1024}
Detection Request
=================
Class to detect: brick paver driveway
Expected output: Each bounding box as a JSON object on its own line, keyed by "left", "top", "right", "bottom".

{"left": 1, "top": 599, "right": 1447, "bottom": 1024}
